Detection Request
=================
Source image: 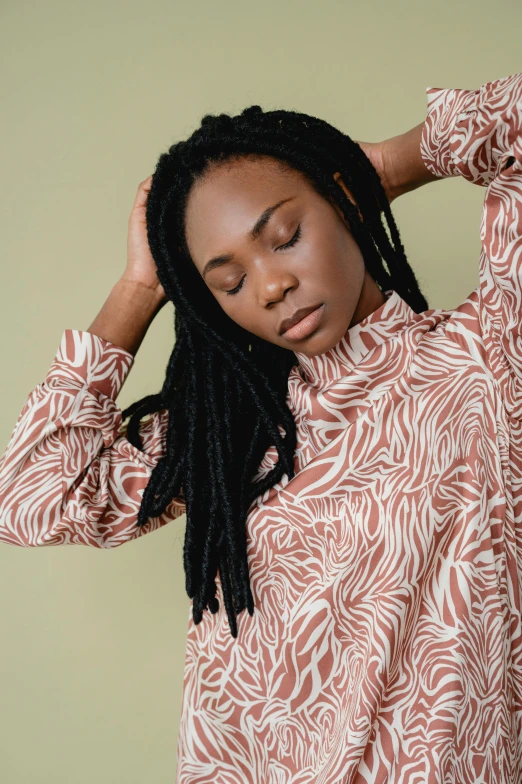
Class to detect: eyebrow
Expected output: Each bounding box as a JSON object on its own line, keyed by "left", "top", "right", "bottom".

{"left": 201, "top": 196, "right": 296, "bottom": 280}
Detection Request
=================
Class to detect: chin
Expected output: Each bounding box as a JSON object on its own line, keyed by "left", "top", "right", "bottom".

{"left": 293, "top": 329, "right": 339, "bottom": 358}
{"left": 306, "top": 316, "right": 352, "bottom": 356}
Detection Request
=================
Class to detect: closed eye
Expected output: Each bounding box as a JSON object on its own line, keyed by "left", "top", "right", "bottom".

{"left": 225, "top": 224, "right": 302, "bottom": 296}
{"left": 278, "top": 223, "right": 302, "bottom": 250}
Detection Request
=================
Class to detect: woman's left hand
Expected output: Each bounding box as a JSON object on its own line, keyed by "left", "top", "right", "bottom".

{"left": 355, "top": 140, "right": 397, "bottom": 203}
{"left": 357, "top": 124, "right": 441, "bottom": 203}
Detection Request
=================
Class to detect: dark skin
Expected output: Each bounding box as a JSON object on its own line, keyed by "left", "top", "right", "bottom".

{"left": 184, "top": 122, "right": 439, "bottom": 358}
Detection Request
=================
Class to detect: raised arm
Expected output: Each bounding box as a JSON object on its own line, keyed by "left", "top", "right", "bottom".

{"left": 86, "top": 275, "right": 166, "bottom": 358}
{"left": 358, "top": 123, "right": 443, "bottom": 203}
{"left": 358, "top": 72, "right": 522, "bottom": 202}
{"left": 0, "top": 177, "right": 186, "bottom": 548}
{"left": 419, "top": 72, "right": 522, "bottom": 185}
{"left": 0, "top": 279, "right": 186, "bottom": 548}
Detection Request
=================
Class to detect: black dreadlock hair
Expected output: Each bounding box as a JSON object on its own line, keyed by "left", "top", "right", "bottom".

{"left": 120, "top": 105, "right": 428, "bottom": 639}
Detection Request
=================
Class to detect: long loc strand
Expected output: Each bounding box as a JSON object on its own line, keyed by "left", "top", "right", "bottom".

{"left": 121, "top": 101, "right": 429, "bottom": 638}
{"left": 198, "top": 346, "right": 229, "bottom": 620}
{"left": 204, "top": 346, "right": 246, "bottom": 615}
{"left": 221, "top": 360, "right": 255, "bottom": 615}
{"left": 180, "top": 331, "right": 206, "bottom": 602}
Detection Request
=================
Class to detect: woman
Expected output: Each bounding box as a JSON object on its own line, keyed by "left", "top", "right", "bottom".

{"left": 1, "top": 72, "right": 521, "bottom": 782}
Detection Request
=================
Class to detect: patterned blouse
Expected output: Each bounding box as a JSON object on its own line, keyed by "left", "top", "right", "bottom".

{"left": 1, "top": 72, "right": 522, "bottom": 783}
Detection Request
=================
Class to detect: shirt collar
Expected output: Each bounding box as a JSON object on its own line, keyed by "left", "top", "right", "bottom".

{"left": 294, "top": 289, "right": 420, "bottom": 387}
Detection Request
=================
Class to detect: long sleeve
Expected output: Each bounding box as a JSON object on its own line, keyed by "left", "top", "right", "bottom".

{"left": 0, "top": 329, "right": 186, "bottom": 548}
{"left": 420, "top": 72, "right": 522, "bottom": 185}
{"left": 420, "top": 73, "right": 522, "bottom": 408}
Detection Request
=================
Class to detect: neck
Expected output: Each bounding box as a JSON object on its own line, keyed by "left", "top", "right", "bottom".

{"left": 349, "top": 270, "right": 387, "bottom": 328}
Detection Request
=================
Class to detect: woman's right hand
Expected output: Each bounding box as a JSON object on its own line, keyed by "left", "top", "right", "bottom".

{"left": 123, "top": 175, "right": 167, "bottom": 303}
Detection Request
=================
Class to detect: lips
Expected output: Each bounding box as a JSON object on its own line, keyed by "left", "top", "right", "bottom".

{"left": 279, "top": 304, "right": 323, "bottom": 336}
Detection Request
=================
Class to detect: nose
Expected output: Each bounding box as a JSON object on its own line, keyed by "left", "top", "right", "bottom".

{"left": 257, "top": 267, "right": 299, "bottom": 308}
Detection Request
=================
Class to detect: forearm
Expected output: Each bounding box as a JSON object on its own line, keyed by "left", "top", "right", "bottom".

{"left": 383, "top": 121, "right": 443, "bottom": 200}
{"left": 87, "top": 277, "right": 167, "bottom": 356}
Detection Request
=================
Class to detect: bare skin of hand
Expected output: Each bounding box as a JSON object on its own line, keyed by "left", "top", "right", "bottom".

{"left": 356, "top": 123, "right": 440, "bottom": 204}
{"left": 124, "top": 175, "right": 167, "bottom": 303}
{"left": 355, "top": 140, "right": 397, "bottom": 203}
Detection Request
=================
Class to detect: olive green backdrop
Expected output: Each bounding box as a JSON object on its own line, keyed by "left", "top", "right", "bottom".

{"left": 0, "top": 0, "right": 520, "bottom": 781}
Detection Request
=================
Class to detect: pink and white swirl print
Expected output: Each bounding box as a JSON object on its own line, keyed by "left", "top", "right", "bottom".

{"left": 1, "top": 72, "right": 522, "bottom": 782}
{"left": 0, "top": 329, "right": 185, "bottom": 548}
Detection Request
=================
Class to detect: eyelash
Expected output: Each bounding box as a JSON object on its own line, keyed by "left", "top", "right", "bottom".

{"left": 225, "top": 224, "right": 302, "bottom": 296}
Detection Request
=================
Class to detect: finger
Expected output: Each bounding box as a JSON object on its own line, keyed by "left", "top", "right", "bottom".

{"left": 131, "top": 176, "right": 154, "bottom": 210}
{"left": 138, "top": 175, "right": 153, "bottom": 195}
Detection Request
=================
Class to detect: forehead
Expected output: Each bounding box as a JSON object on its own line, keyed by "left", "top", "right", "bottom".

{"left": 188, "top": 155, "right": 307, "bottom": 207}
{"left": 184, "top": 156, "right": 311, "bottom": 256}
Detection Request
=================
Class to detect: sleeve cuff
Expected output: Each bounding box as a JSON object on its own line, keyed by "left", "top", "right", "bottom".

{"left": 46, "top": 329, "right": 135, "bottom": 400}
{"left": 420, "top": 84, "right": 479, "bottom": 179}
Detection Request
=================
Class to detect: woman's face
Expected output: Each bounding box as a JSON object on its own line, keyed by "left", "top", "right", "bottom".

{"left": 184, "top": 155, "right": 385, "bottom": 358}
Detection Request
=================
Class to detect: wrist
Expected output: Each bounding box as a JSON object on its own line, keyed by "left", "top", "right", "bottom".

{"left": 87, "top": 278, "right": 166, "bottom": 357}
{"left": 118, "top": 275, "right": 167, "bottom": 311}
{"left": 382, "top": 122, "right": 442, "bottom": 200}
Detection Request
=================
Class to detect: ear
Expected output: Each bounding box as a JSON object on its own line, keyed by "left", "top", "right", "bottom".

{"left": 333, "top": 171, "right": 363, "bottom": 222}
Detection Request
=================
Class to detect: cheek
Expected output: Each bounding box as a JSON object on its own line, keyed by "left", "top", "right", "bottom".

{"left": 333, "top": 227, "right": 365, "bottom": 275}
{"left": 215, "top": 295, "right": 260, "bottom": 334}
{"left": 235, "top": 311, "right": 264, "bottom": 336}
{"left": 307, "top": 230, "right": 364, "bottom": 292}
{"left": 221, "top": 299, "right": 275, "bottom": 342}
